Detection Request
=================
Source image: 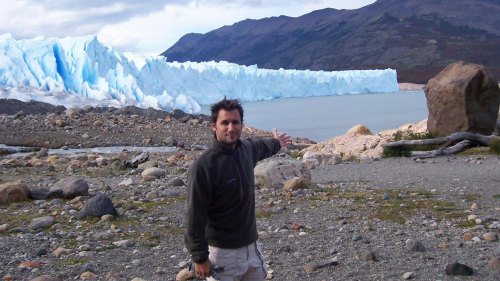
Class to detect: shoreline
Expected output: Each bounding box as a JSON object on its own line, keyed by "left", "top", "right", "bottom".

{"left": 398, "top": 82, "right": 425, "bottom": 91}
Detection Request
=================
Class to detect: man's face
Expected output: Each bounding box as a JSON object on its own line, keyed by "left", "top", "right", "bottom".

{"left": 211, "top": 109, "right": 242, "bottom": 147}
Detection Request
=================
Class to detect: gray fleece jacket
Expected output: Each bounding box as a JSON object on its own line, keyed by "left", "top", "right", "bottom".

{"left": 184, "top": 137, "right": 281, "bottom": 263}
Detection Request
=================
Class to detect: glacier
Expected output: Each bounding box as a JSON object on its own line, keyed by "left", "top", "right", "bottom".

{"left": 0, "top": 33, "right": 399, "bottom": 113}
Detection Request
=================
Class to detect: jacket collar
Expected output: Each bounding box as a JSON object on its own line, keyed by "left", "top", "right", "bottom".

{"left": 211, "top": 138, "right": 242, "bottom": 153}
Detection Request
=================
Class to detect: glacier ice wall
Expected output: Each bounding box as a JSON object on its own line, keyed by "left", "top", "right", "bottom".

{"left": 0, "top": 33, "right": 399, "bottom": 113}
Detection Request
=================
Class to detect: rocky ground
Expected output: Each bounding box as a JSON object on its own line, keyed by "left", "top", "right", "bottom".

{"left": 0, "top": 100, "right": 499, "bottom": 281}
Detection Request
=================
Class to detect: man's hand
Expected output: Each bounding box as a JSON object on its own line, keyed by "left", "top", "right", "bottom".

{"left": 195, "top": 260, "right": 211, "bottom": 278}
{"left": 273, "top": 128, "right": 291, "bottom": 147}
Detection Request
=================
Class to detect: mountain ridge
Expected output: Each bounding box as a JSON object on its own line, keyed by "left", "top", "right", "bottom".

{"left": 161, "top": 0, "right": 500, "bottom": 83}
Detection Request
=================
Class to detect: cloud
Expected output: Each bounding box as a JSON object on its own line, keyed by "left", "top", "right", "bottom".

{"left": 0, "top": 0, "right": 375, "bottom": 55}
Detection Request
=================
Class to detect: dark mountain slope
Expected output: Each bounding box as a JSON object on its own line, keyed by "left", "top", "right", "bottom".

{"left": 161, "top": 0, "right": 500, "bottom": 83}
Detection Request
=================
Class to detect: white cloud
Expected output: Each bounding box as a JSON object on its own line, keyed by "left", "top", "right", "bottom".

{"left": 0, "top": 0, "right": 376, "bottom": 55}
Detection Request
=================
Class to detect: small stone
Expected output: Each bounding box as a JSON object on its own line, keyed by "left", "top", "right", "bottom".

{"left": 303, "top": 258, "right": 339, "bottom": 272}
{"left": 141, "top": 167, "right": 165, "bottom": 178}
{"left": 468, "top": 215, "right": 477, "bottom": 221}
{"left": 382, "top": 193, "right": 392, "bottom": 200}
{"left": 403, "top": 271, "right": 415, "bottom": 279}
{"left": 484, "top": 232, "right": 498, "bottom": 242}
{"left": 79, "top": 244, "right": 91, "bottom": 251}
{"left": 470, "top": 203, "right": 478, "bottom": 210}
{"left": 487, "top": 257, "right": 500, "bottom": 271}
{"left": 146, "top": 190, "right": 159, "bottom": 200}
{"left": 113, "top": 239, "right": 133, "bottom": 248}
{"left": 445, "top": 262, "right": 474, "bottom": 276}
{"left": 52, "top": 247, "right": 71, "bottom": 257}
{"left": 79, "top": 251, "right": 92, "bottom": 257}
{"left": 176, "top": 268, "right": 195, "bottom": 281}
{"left": 291, "top": 222, "right": 301, "bottom": 230}
{"left": 406, "top": 239, "right": 426, "bottom": 252}
{"left": 19, "top": 261, "right": 41, "bottom": 268}
{"left": 80, "top": 271, "right": 98, "bottom": 279}
{"left": 352, "top": 234, "right": 363, "bottom": 241}
{"left": 29, "top": 216, "right": 56, "bottom": 229}
{"left": 0, "top": 223, "right": 11, "bottom": 232}
{"left": 3, "top": 275, "right": 14, "bottom": 281}
{"left": 462, "top": 232, "right": 473, "bottom": 241}
{"left": 101, "top": 214, "right": 115, "bottom": 222}
{"left": 361, "top": 250, "right": 378, "bottom": 262}
{"left": 471, "top": 236, "right": 481, "bottom": 243}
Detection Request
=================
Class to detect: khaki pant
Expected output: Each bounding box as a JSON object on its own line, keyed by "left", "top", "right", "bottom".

{"left": 207, "top": 242, "right": 268, "bottom": 281}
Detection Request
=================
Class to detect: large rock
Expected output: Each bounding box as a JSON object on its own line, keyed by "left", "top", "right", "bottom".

{"left": 254, "top": 158, "right": 310, "bottom": 189}
{"left": 49, "top": 177, "right": 89, "bottom": 199}
{"left": 283, "top": 177, "right": 319, "bottom": 191}
{"left": 302, "top": 151, "right": 342, "bottom": 169}
{"left": 29, "top": 216, "right": 56, "bottom": 229}
{"left": 301, "top": 120, "right": 428, "bottom": 162}
{"left": 141, "top": 167, "right": 165, "bottom": 178}
{"left": 0, "top": 181, "right": 30, "bottom": 204}
{"left": 77, "top": 193, "right": 118, "bottom": 220}
{"left": 425, "top": 61, "right": 500, "bottom": 136}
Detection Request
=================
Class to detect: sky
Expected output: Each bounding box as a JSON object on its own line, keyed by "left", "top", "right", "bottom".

{"left": 0, "top": 0, "right": 376, "bottom": 56}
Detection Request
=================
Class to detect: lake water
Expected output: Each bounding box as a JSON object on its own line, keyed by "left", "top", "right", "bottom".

{"left": 201, "top": 90, "right": 428, "bottom": 142}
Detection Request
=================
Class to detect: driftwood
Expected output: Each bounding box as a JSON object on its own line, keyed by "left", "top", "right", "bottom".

{"left": 381, "top": 132, "right": 499, "bottom": 159}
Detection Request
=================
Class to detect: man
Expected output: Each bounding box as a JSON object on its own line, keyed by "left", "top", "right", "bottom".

{"left": 185, "top": 97, "right": 290, "bottom": 280}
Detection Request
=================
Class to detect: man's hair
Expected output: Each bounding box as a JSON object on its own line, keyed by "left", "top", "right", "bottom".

{"left": 210, "top": 97, "right": 244, "bottom": 123}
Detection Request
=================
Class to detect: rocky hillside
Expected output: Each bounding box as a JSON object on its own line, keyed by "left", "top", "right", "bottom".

{"left": 161, "top": 0, "right": 500, "bottom": 83}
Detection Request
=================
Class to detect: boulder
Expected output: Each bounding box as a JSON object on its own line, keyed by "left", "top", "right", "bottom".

{"left": 29, "top": 216, "right": 56, "bottom": 229}
{"left": 0, "top": 181, "right": 30, "bottom": 204}
{"left": 445, "top": 262, "right": 474, "bottom": 276}
{"left": 162, "top": 136, "right": 179, "bottom": 146}
{"left": 302, "top": 151, "right": 342, "bottom": 169}
{"left": 301, "top": 120, "right": 428, "bottom": 161}
{"left": 254, "top": 158, "right": 310, "bottom": 189}
{"left": 141, "top": 167, "right": 165, "bottom": 178}
{"left": 77, "top": 193, "right": 118, "bottom": 220}
{"left": 425, "top": 61, "right": 500, "bottom": 136}
{"left": 347, "top": 124, "right": 373, "bottom": 135}
{"left": 283, "top": 177, "right": 320, "bottom": 191}
{"left": 50, "top": 177, "right": 89, "bottom": 199}
{"left": 138, "top": 161, "right": 158, "bottom": 171}
{"left": 126, "top": 152, "right": 149, "bottom": 168}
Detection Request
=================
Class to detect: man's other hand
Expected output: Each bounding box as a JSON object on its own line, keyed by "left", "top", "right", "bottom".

{"left": 195, "top": 259, "right": 211, "bottom": 278}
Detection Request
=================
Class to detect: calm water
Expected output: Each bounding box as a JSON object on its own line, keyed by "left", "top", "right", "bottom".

{"left": 202, "top": 90, "right": 427, "bottom": 142}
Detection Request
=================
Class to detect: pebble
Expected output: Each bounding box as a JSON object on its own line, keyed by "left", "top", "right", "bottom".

{"left": 487, "top": 257, "right": 500, "bottom": 271}
{"left": 483, "top": 232, "right": 498, "bottom": 242}
{"left": 52, "top": 247, "right": 71, "bottom": 257}
{"left": 406, "top": 239, "right": 426, "bottom": 252}
{"left": 80, "top": 271, "right": 98, "bottom": 279}
{"left": 403, "top": 271, "right": 415, "bottom": 279}
{"left": 361, "top": 250, "right": 378, "bottom": 262}
{"left": 28, "top": 216, "right": 56, "bottom": 229}
{"left": 468, "top": 215, "right": 477, "bottom": 221}
{"left": 462, "top": 232, "right": 473, "bottom": 241}
{"left": 19, "top": 261, "right": 41, "bottom": 268}
{"left": 113, "top": 239, "right": 133, "bottom": 248}
{"left": 175, "top": 268, "right": 195, "bottom": 281}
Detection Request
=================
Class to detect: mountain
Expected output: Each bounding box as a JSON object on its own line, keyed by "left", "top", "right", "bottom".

{"left": 161, "top": 0, "right": 500, "bottom": 83}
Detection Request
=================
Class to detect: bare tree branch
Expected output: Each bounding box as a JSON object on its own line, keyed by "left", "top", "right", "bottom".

{"left": 410, "top": 140, "right": 473, "bottom": 159}
{"left": 381, "top": 132, "right": 498, "bottom": 148}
